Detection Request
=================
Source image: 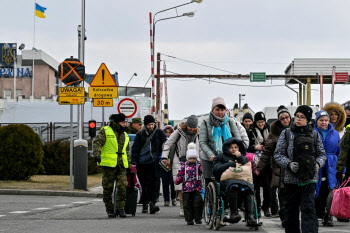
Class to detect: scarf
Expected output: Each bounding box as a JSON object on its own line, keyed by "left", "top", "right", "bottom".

{"left": 253, "top": 126, "right": 269, "bottom": 146}
{"left": 210, "top": 112, "right": 232, "bottom": 153}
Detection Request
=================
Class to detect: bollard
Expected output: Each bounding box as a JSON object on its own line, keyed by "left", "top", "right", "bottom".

{"left": 74, "top": 139, "right": 88, "bottom": 190}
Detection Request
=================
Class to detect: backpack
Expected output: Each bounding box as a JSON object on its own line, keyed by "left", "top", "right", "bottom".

{"left": 285, "top": 128, "right": 318, "bottom": 181}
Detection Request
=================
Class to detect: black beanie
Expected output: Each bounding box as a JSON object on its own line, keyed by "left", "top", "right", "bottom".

{"left": 254, "top": 111, "right": 266, "bottom": 122}
{"left": 111, "top": 113, "right": 127, "bottom": 123}
{"left": 295, "top": 105, "right": 313, "bottom": 122}
{"left": 242, "top": 112, "right": 253, "bottom": 122}
{"left": 144, "top": 115, "right": 155, "bottom": 126}
{"left": 277, "top": 105, "right": 291, "bottom": 119}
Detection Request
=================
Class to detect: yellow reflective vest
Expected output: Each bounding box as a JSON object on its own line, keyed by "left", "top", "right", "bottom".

{"left": 99, "top": 126, "right": 129, "bottom": 168}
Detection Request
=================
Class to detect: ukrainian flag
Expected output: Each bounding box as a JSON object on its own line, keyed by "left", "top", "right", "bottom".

{"left": 35, "top": 3, "right": 46, "bottom": 18}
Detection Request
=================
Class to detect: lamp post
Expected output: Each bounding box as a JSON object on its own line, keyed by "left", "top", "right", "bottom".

{"left": 126, "top": 73, "right": 137, "bottom": 87}
{"left": 239, "top": 94, "right": 245, "bottom": 110}
{"left": 149, "top": 0, "right": 202, "bottom": 117}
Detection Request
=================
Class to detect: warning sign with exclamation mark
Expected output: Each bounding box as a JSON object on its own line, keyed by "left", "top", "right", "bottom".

{"left": 90, "top": 63, "right": 117, "bottom": 87}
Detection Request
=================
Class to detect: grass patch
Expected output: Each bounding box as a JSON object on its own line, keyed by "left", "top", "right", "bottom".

{"left": 0, "top": 174, "right": 102, "bottom": 191}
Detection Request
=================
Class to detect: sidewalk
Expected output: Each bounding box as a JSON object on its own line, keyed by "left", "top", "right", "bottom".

{"left": 0, "top": 186, "right": 103, "bottom": 198}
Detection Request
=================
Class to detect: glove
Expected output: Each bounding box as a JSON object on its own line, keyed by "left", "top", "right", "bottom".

{"left": 288, "top": 162, "right": 299, "bottom": 173}
{"left": 94, "top": 155, "right": 101, "bottom": 164}
{"left": 336, "top": 172, "right": 343, "bottom": 184}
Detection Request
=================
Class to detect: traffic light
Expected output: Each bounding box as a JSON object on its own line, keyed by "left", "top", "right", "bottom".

{"left": 89, "top": 120, "right": 96, "bottom": 138}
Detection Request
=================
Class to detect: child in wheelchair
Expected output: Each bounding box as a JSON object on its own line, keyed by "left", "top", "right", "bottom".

{"left": 175, "top": 143, "right": 204, "bottom": 225}
{"left": 212, "top": 137, "right": 258, "bottom": 226}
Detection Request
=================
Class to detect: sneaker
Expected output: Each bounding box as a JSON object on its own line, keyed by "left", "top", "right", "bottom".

{"left": 179, "top": 208, "right": 184, "bottom": 217}
{"left": 172, "top": 199, "right": 177, "bottom": 206}
{"left": 164, "top": 201, "right": 170, "bottom": 206}
{"left": 187, "top": 221, "right": 194, "bottom": 225}
{"left": 195, "top": 220, "right": 202, "bottom": 224}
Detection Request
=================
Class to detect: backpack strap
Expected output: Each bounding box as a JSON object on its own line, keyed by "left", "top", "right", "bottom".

{"left": 284, "top": 128, "right": 291, "bottom": 145}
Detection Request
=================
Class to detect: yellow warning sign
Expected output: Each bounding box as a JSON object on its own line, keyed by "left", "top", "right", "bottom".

{"left": 59, "top": 96, "right": 85, "bottom": 105}
{"left": 93, "top": 99, "right": 113, "bottom": 107}
{"left": 90, "top": 63, "right": 117, "bottom": 87}
{"left": 88, "top": 87, "right": 118, "bottom": 98}
{"left": 58, "top": 87, "right": 85, "bottom": 97}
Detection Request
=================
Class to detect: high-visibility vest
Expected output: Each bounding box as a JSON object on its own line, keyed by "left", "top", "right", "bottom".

{"left": 99, "top": 126, "right": 129, "bottom": 168}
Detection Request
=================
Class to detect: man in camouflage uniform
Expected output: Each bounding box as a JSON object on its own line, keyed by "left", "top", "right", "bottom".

{"left": 336, "top": 124, "right": 350, "bottom": 181}
{"left": 93, "top": 113, "right": 130, "bottom": 218}
{"left": 127, "top": 117, "right": 142, "bottom": 134}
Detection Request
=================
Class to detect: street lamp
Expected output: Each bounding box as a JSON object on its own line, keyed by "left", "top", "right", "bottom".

{"left": 239, "top": 94, "right": 246, "bottom": 110}
{"left": 126, "top": 73, "right": 137, "bottom": 86}
{"left": 150, "top": 0, "right": 202, "bottom": 117}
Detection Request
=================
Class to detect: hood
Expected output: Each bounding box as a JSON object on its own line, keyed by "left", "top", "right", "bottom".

{"left": 222, "top": 137, "right": 246, "bottom": 156}
{"left": 323, "top": 102, "right": 346, "bottom": 132}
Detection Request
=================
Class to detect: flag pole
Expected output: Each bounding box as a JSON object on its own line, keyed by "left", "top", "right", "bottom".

{"left": 32, "top": 0, "right": 36, "bottom": 98}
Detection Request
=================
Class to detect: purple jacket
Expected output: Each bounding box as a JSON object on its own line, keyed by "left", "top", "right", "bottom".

{"left": 175, "top": 161, "right": 202, "bottom": 192}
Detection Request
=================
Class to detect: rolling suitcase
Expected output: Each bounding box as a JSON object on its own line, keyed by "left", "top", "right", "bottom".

{"left": 124, "top": 168, "right": 138, "bottom": 216}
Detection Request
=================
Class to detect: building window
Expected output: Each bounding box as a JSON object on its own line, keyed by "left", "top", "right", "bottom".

{"left": 4, "top": 89, "right": 11, "bottom": 98}
{"left": 16, "top": 89, "right": 23, "bottom": 98}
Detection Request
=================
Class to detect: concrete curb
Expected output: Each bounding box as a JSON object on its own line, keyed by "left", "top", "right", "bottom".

{"left": 0, "top": 189, "right": 103, "bottom": 198}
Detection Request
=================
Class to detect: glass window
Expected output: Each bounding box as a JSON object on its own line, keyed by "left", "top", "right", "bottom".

{"left": 4, "top": 89, "right": 11, "bottom": 98}
{"left": 16, "top": 89, "right": 22, "bottom": 97}
{"left": 118, "top": 87, "right": 126, "bottom": 96}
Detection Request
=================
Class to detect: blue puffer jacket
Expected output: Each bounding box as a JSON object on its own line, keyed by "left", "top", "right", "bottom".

{"left": 314, "top": 123, "right": 340, "bottom": 197}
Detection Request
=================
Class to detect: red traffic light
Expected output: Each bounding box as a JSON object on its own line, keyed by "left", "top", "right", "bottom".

{"left": 89, "top": 121, "right": 96, "bottom": 128}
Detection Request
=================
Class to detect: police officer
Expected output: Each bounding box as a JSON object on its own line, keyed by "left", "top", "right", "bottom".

{"left": 93, "top": 113, "right": 130, "bottom": 218}
{"left": 127, "top": 117, "right": 142, "bottom": 134}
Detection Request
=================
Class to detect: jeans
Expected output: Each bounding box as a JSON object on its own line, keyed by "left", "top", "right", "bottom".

{"left": 161, "top": 169, "right": 176, "bottom": 202}
{"left": 284, "top": 183, "right": 318, "bottom": 233}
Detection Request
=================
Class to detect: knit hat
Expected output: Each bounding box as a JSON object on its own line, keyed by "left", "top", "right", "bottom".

{"left": 242, "top": 112, "right": 253, "bottom": 122}
{"left": 186, "top": 115, "right": 198, "bottom": 128}
{"left": 186, "top": 142, "right": 199, "bottom": 160}
{"left": 143, "top": 115, "right": 155, "bottom": 126}
{"left": 132, "top": 117, "right": 142, "bottom": 124}
{"left": 212, "top": 97, "right": 226, "bottom": 110}
{"left": 277, "top": 105, "right": 291, "bottom": 119}
{"left": 163, "top": 125, "right": 174, "bottom": 133}
{"left": 254, "top": 111, "right": 266, "bottom": 122}
{"left": 111, "top": 113, "right": 127, "bottom": 123}
{"left": 295, "top": 105, "right": 313, "bottom": 122}
{"left": 315, "top": 110, "right": 329, "bottom": 123}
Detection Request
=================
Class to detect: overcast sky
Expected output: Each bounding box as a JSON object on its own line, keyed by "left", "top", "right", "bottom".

{"left": 3, "top": 0, "right": 350, "bottom": 119}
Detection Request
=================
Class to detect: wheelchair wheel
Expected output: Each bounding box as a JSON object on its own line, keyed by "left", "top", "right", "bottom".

{"left": 204, "top": 182, "right": 218, "bottom": 229}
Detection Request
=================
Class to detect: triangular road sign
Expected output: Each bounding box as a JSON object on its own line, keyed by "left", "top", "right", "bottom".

{"left": 90, "top": 63, "right": 117, "bottom": 87}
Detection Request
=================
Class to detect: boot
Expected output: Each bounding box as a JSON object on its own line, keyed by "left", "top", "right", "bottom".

{"left": 116, "top": 208, "right": 126, "bottom": 218}
{"left": 149, "top": 201, "right": 160, "bottom": 214}
{"left": 179, "top": 202, "right": 184, "bottom": 217}
{"left": 322, "top": 212, "right": 334, "bottom": 227}
{"left": 107, "top": 209, "right": 116, "bottom": 218}
{"left": 245, "top": 195, "right": 257, "bottom": 226}
{"left": 226, "top": 192, "right": 241, "bottom": 223}
{"left": 142, "top": 202, "right": 148, "bottom": 213}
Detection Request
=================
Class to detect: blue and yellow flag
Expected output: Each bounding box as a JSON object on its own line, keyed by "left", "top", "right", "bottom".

{"left": 35, "top": 3, "right": 46, "bottom": 18}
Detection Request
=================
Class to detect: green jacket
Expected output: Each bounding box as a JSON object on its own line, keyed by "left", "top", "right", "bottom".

{"left": 336, "top": 125, "right": 350, "bottom": 173}
{"left": 93, "top": 116, "right": 130, "bottom": 165}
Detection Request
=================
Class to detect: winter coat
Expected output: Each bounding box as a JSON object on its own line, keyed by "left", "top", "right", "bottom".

{"left": 213, "top": 138, "right": 254, "bottom": 194}
{"left": 199, "top": 117, "right": 242, "bottom": 162}
{"left": 175, "top": 161, "right": 202, "bottom": 192}
{"left": 255, "top": 120, "right": 287, "bottom": 188}
{"left": 247, "top": 123, "right": 270, "bottom": 153}
{"left": 131, "top": 126, "right": 167, "bottom": 165}
{"left": 336, "top": 125, "right": 350, "bottom": 174}
{"left": 314, "top": 123, "right": 340, "bottom": 197}
{"left": 323, "top": 102, "right": 346, "bottom": 137}
{"left": 274, "top": 123, "right": 327, "bottom": 185}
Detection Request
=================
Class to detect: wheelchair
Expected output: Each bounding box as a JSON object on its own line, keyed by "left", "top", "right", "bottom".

{"left": 204, "top": 179, "right": 263, "bottom": 231}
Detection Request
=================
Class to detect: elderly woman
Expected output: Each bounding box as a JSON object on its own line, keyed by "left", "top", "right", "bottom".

{"left": 162, "top": 115, "right": 201, "bottom": 217}
{"left": 314, "top": 110, "right": 340, "bottom": 227}
{"left": 199, "top": 97, "right": 242, "bottom": 188}
{"left": 323, "top": 102, "right": 346, "bottom": 138}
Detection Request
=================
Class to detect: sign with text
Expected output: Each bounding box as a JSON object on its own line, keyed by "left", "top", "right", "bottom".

{"left": 59, "top": 87, "right": 85, "bottom": 97}
{"left": 250, "top": 72, "right": 266, "bottom": 82}
{"left": 335, "top": 72, "right": 349, "bottom": 82}
{"left": 117, "top": 98, "right": 137, "bottom": 118}
{"left": 88, "top": 87, "right": 118, "bottom": 98}
{"left": 59, "top": 96, "right": 85, "bottom": 105}
{"left": 93, "top": 98, "right": 113, "bottom": 107}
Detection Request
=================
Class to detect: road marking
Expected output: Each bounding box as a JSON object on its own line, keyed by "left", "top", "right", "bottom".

{"left": 91, "top": 199, "right": 102, "bottom": 202}
{"left": 9, "top": 211, "right": 29, "bottom": 214}
{"left": 53, "top": 204, "right": 70, "bottom": 207}
{"left": 72, "top": 201, "right": 88, "bottom": 204}
{"left": 0, "top": 215, "right": 5, "bottom": 217}
{"left": 33, "top": 208, "right": 51, "bottom": 210}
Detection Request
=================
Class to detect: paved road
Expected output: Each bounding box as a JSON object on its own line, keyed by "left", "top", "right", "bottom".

{"left": 0, "top": 195, "right": 349, "bottom": 233}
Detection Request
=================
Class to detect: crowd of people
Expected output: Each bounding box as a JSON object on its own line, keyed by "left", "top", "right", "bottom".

{"left": 92, "top": 97, "right": 350, "bottom": 233}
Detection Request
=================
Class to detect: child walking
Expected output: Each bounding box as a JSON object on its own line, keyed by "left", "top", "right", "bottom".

{"left": 175, "top": 143, "right": 203, "bottom": 225}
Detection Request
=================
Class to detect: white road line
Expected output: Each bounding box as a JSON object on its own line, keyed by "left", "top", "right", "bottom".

{"left": 33, "top": 208, "right": 51, "bottom": 210}
{"left": 0, "top": 215, "right": 6, "bottom": 217}
{"left": 53, "top": 204, "right": 70, "bottom": 207}
{"left": 91, "top": 199, "right": 102, "bottom": 202}
{"left": 72, "top": 201, "right": 88, "bottom": 204}
{"left": 9, "top": 211, "right": 29, "bottom": 214}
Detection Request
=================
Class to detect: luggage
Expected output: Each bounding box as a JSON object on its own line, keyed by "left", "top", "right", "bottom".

{"left": 124, "top": 168, "right": 139, "bottom": 216}
{"left": 330, "top": 177, "right": 350, "bottom": 219}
